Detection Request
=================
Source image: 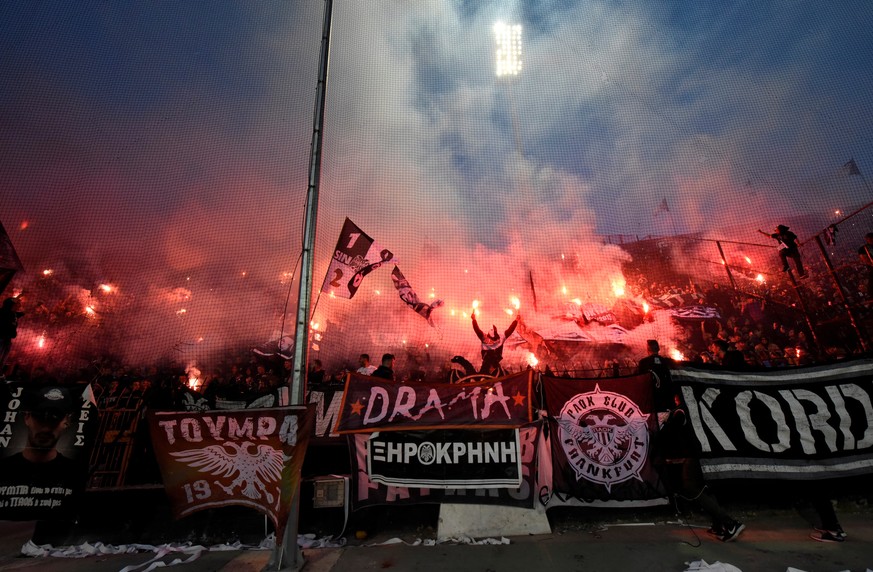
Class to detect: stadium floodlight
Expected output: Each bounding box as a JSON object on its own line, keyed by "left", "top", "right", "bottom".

{"left": 494, "top": 22, "right": 522, "bottom": 77}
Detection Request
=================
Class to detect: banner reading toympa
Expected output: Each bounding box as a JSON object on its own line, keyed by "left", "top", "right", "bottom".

{"left": 149, "top": 406, "right": 313, "bottom": 546}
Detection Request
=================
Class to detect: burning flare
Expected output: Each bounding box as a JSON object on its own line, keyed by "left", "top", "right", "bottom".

{"left": 611, "top": 278, "right": 626, "bottom": 297}
{"left": 526, "top": 352, "right": 538, "bottom": 367}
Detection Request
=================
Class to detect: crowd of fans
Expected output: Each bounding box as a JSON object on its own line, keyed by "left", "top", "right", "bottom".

{"left": 2, "top": 231, "right": 873, "bottom": 409}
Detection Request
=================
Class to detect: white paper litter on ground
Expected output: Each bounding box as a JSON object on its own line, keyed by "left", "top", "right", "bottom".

{"left": 19, "top": 532, "right": 345, "bottom": 566}
{"left": 685, "top": 560, "right": 743, "bottom": 572}
{"left": 369, "top": 536, "right": 510, "bottom": 547}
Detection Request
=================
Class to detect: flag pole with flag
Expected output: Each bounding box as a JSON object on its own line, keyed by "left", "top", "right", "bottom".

{"left": 842, "top": 158, "right": 871, "bottom": 196}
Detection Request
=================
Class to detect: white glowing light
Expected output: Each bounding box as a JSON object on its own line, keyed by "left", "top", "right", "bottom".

{"left": 571, "top": 298, "right": 582, "bottom": 306}
{"left": 98, "top": 283, "right": 113, "bottom": 293}
{"left": 527, "top": 352, "right": 538, "bottom": 367}
{"left": 670, "top": 349, "right": 685, "bottom": 361}
{"left": 37, "top": 333, "right": 46, "bottom": 349}
{"left": 375, "top": 290, "right": 381, "bottom": 295}
{"left": 494, "top": 22, "right": 522, "bottom": 77}
{"left": 744, "top": 256, "right": 752, "bottom": 265}
{"left": 510, "top": 296, "right": 521, "bottom": 310}
{"left": 85, "top": 305, "right": 96, "bottom": 316}
{"left": 505, "top": 309, "right": 514, "bottom": 316}
{"left": 756, "top": 274, "right": 765, "bottom": 283}
{"left": 43, "top": 269, "right": 53, "bottom": 276}
{"left": 611, "top": 278, "right": 626, "bottom": 297}
{"left": 562, "top": 286, "right": 568, "bottom": 295}
{"left": 642, "top": 301, "right": 650, "bottom": 314}
{"left": 176, "top": 308, "right": 187, "bottom": 316}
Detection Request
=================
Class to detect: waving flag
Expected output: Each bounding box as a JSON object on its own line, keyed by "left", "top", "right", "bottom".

{"left": 321, "top": 218, "right": 395, "bottom": 299}
{"left": 391, "top": 266, "right": 443, "bottom": 326}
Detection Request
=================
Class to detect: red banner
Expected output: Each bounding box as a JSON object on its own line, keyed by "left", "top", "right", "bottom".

{"left": 148, "top": 406, "right": 313, "bottom": 546}
{"left": 334, "top": 371, "right": 534, "bottom": 434}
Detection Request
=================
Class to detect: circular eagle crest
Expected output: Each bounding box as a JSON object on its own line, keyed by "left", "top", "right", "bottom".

{"left": 556, "top": 385, "right": 650, "bottom": 491}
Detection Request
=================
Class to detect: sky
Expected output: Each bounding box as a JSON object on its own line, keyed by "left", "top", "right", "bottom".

{"left": 2, "top": 0, "right": 872, "bottom": 373}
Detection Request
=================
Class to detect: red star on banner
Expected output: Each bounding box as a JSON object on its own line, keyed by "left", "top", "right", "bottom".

{"left": 350, "top": 399, "right": 364, "bottom": 415}
{"left": 512, "top": 391, "right": 526, "bottom": 407}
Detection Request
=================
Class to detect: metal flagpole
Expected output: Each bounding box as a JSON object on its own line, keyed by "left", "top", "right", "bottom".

{"left": 269, "top": 0, "right": 334, "bottom": 569}
{"left": 291, "top": 0, "right": 333, "bottom": 407}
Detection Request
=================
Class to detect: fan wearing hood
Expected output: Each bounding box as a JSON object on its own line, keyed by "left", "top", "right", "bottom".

{"left": 471, "top": 311, "right": 519, "bottom": 376}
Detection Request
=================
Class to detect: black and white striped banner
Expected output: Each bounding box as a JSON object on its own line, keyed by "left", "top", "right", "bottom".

{"left": 673, "top": 360, "right": 873, "bottom": 480}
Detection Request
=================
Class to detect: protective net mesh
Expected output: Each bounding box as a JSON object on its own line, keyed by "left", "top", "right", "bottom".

{"left": 2, "top": 1, "right": 873, "bottom": 386}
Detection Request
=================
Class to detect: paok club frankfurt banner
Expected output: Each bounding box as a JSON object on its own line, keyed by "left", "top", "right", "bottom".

{"left": 334, "top": 371, "right": 534, "bottom": 433}
{"left": 320, "top": 218, "right": 395, "bottom": 299}
{"left": 149, "top": 406, "right": 313, "bottom": 545}
{"left": 542, "top": 374, "right": 665, "bottom": 502}
{"left": 351, "top": 425, "right": 540, "bottom": 509}
{"left": 0, "top": 383, "right": 99, "bottom": 520}
{"left": 673, "top": 360, "right": 873, "bottom": 480}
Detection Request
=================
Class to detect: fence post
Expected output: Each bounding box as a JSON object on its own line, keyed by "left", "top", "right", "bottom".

{"left": 715, "top": 241, "right": 738, "bottom": 290}
{"left": 814, "top": 235, "right": 868, "bottom": 352}
{"left": 784, "top": 269, "right": 822, "bottom": 353}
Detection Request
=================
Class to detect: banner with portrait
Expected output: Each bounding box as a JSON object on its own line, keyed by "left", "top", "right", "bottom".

{"left": 0, "top": 382, "right": 98, "bottom": 520}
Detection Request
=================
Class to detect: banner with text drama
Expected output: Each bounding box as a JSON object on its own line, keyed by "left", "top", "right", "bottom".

{"left": 334, "top": 370, "right": 534, "bottom": 433}
{"left": 148, "top": 406, "right": 313, "bottom": 546}
{"left": 0, "top": 383, "right": 98, "bottom": 521}
{"left": 542, "top": 374, "right": 666, "bottom": 502}
{"left": 673, "top": 360, "right": 873, "bottom": 480}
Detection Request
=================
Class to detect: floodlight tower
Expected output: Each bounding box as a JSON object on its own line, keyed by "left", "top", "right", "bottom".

{"left": 494, "top": 22, "right": 522, "bottom": 78}
{"left": 493, "top": 22, "right": 525, "bottom": 157}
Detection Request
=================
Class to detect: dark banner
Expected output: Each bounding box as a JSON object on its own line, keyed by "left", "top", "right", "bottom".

{"left": 178, "top": 387, "right": 289, "bottom": 413}
{"left": 148, "top": 406, "right": 313, "bottom": 546}
{"left": 542, "top": 374, "right": 665, "bottom": 502}
{"left": 0, "top": 383, "right": 99, "bottom": 520}
{"left": 334, "top": 371, "right": 533, "bottom": 433}
{"left": 352, "top": 425, "right": 539, "bottom": 509}
{"left": 307, "top": 385, "right": 345, "bottom": 443}
{"left": 673, "top": 361, "right": 873, "bottom": 480}
{"left": 366, "top": 429, "right": 522, "bottom": 488}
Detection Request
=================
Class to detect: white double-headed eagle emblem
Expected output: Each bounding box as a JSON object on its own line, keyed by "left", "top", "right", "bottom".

{"left": 171, "top": 441, "right": 283, "bottom": 504}
{"left": 558, "top": 414, "right": 643, "bottom": 465}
